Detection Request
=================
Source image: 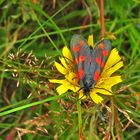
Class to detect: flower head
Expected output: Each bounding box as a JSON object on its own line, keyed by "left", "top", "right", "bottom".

{"left": 49, "top": 35, "right": 123, "bottom": 104}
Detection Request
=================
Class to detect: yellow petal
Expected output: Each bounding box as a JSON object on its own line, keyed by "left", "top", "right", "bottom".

{"left": 92, "top": 88, "right": 112, "bottom": 95}
{"left": 96, "top": 75, "right": 122, "bottom": 93}
{"left": 104, "top": 48, "right": 122, "bottom": 70}
{"left": 104, "top": 61, "right": 123, "bottom": 77}
{"left": 62, "top": 46, "right": 73, "bottom": 62}
{"left": 108, "top": 34, "right": 117, "bottom": 40}
{"left": 49, "top": 79, "right": 65, "bottom": 84}
{"left": 59, "top": 57, "right": 68, "bottom": 68}
{"left": 104, "top": 76, "right": 123, "bottom": 87}
{"left": 55, "top": 61, "right": 67, "bottom": 74}
{"left": 90, "top": 92, "right": 104, "bottom": 104}
{"left": 56, "top": 84, "right": 68, "bottom": 95}
{"left": 88, "top": 35, "right": 94, "bottom": 48}
{"left": 63, "top": 79, "right": 78, "bottom": 92}
{"left": 65, "top": 72, "right": 78, "bottom": 86}
{"left": 69, "top": 85, "right": 79, "bottom": 92}
{"left": 56, "top": 79, "right": 79, "bottom": 94}
{"left": 79, "top": 91, "right": 86, "bottom": 99}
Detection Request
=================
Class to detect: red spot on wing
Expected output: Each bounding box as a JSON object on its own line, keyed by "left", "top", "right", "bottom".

{"left": 79, "top": 40, "right": 84, "bottom": 46}
{"left": 78, "top": 68, "right": 84, "bottom": 80}
{"left": 73, "top": 46, "right": 81, "bottom": 52}
{"left": 79, "top": 55, "right": 86, "bottom": 61}
{"left": 100, "top": 43, "right": 105, "bottom": 49}
{"left": 94, "top": 70, "right": 99, "bottom": 81}
{"left": 96, "top": 57, "right": 105, "bottom": 68}
{"left": 101, "top": 62, "right": 105, "bottom": 68}
{"left": 103, "top": 50, "right": 108, "bottom": 56}
{"left": 95, "top": 57, "right": 102, "bottom": 64}
{"left": 74, "top": 57, "right": 79, "bottom": 64}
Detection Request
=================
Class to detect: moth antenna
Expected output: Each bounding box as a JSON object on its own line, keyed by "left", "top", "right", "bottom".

{"left": 94, "top": 87, "right": 113, "bottom": 94}
{"left": 63, "top": 94, "right": 85, "bottom": 110}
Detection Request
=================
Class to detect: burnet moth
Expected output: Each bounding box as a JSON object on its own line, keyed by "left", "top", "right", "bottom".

{"left": 70, "top": 34, "right": 112, "bottom": 97}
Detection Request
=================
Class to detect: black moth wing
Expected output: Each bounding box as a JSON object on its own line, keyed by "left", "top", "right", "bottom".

{"left": 90, "top": 39, "right": 112, "bottom": 87}
{"left": 70, "top": 34, "right": 91, "bottom": 87}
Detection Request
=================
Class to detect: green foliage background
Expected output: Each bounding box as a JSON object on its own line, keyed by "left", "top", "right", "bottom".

{"left": 0, "top": 0, "right": 140, "bottom": 139}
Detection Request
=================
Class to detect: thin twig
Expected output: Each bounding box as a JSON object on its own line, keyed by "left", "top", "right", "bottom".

{"left": 100, "top": 0, "right": 105, "bottom": 39}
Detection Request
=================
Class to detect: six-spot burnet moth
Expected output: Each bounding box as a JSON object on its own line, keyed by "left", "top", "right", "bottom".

{"left": 70, "top": 34, "right": 112, "bottom": 98}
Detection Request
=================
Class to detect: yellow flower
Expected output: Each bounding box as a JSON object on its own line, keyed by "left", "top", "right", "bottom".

{"left": 49, "top": 35, "right": 123, "bottom": 104}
